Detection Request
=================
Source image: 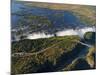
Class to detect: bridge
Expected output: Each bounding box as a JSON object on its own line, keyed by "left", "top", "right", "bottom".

{"left": 78, "top": 41, "right": 92, "bottom": 47}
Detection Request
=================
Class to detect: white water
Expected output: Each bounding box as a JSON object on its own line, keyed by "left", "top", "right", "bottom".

{"left": 27, "top": 26, "right": 96, "bottom": 39}
{"left": 27, "top": 33, "right": 54, "bottom": 39}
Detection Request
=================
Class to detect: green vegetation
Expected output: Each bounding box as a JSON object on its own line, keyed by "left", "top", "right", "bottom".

{"left": 14, "top": 14, "right": 52, "bottom": 30}
{"left": 73, "top": 12, "right": 95, "bottom": 26}
{"left": 11, "top": 34, "right": 96, "bottom": 74}
{"left": 12, "top": 36, "right": 80, "bottom": 53}
{"left": 86, "top": 46, "right": 96, "bottom": 68}
{"left": 84, "top": 32, "right": 96, "bottom": 44}
{"left": 11, "top": 36, "right": 81, "bottom": 74}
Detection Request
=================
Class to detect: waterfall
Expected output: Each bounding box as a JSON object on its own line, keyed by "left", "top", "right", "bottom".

{"left": 26, "top": 26, "right": 96, "bottom": 39}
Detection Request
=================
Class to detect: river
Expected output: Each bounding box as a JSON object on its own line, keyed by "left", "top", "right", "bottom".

{"left": 11, "top": 1, "right": 96, "bottom": 41}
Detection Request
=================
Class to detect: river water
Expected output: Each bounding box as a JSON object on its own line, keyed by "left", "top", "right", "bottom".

{"left": 11, "top": 1, "right": 96, "bottom": 40}
{"left": 11, "top": 1, "right": 84, "bottom": 28}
